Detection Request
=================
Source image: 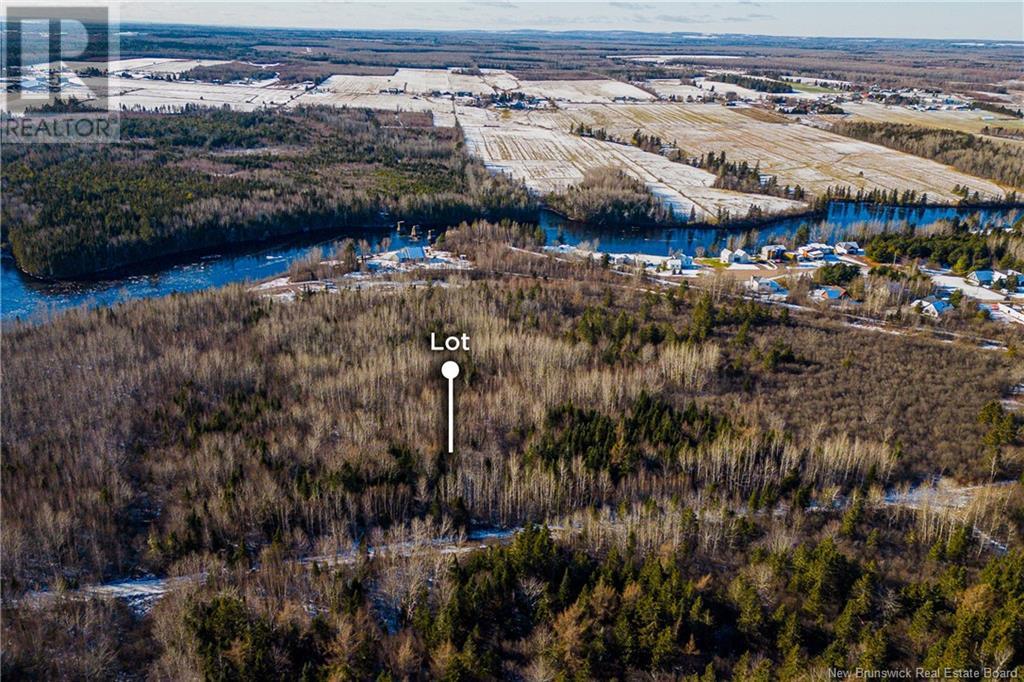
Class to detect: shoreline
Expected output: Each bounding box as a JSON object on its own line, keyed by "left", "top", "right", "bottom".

{"left": 6, "top": 200, "right": 1022, "bottom": 284}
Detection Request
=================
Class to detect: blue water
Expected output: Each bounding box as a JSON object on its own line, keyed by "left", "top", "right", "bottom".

{"left": 1, "top": 228, "right": 422, "bottom": 321}
{"left": 2, "top": 203, "right": 1019, "bottom": 321}
{"left": 542, "top": 202, "right": 1022, "bottom": 256}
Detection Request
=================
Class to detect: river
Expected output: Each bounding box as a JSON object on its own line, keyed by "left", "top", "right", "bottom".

{"left": 2, "top": 202, "right": 1019, "bottom": 321}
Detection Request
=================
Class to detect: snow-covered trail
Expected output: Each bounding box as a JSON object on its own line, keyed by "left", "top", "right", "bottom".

{"left": 20, "top": 528, "right": 521, "bottom": 614}
{"left": 17, "top": 479, "right": 1016, "bottom": 613}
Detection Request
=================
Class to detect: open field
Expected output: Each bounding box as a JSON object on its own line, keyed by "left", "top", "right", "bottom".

{"left": 289, "top": 69, "right": 653, "bottom": 102}
{"left": 618, "top": 54, "right": 743, "bottom": 63}
{"left": 507, "top": 102, "right": 1013, "bottom": 200}
{"left": 644, "top": 79, "right": 712, "bottom": 100}
{"left": 89, "top": 75, "right": 305, "bottom": 111}
{"left": 296, "top": 89, "right": 457, "bottom": 123}
{"left": 514, "top": 78, "right": 655, "bottom": 102}
{"left": 68, "top": 58, "right": 231, "bottom": 75}
{"left": 832, "top": 101, "right": 1024, "bottom": 138}
{"left": 456, "top": 106, "right": 805, "bottom": 222}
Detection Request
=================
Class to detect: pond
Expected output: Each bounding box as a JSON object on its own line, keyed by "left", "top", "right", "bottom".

{"left": 2, "top": 202, "right": 1019, "bottom": 321}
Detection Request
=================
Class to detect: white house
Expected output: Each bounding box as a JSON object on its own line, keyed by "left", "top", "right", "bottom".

{"left": 911, "top": 296, "right": 953, "bottom": 317}
{"left": 744, "top": 276, "right": 789, "bottom": 297}
{"left": 797, "top": 244, "right": 831, "bottom": 261}
{"left": 666, "top": 254, "right": 694, "bottom": 272}
{"left": 967, "top": 270, "right": 995, "bottom": 286}
{"left": 759, "top": 244, "right": 787, "bottom": 261}
{"left": 720, "top": 248, "right": 751, "bottom": 264}
{"left": 835, "top": 241, "right": 861, "bottom": 255}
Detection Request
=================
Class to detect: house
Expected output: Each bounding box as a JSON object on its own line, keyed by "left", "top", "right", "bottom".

{"left": 759, "top": 244, "right": 787, "bottom": 261}
{"left": 720, "top": 248, "right": 751, "bottom": 264}
{"left": 797, "top": 243, "right": 832, "bottom": 261}
{"left": 744, "top": 277, "right": 789, "bottom": 297}
{"left": 666, "top": 254, "right": 694, "bottom": 272}
{"left": 388, "top": 246, "right": 427, "bottom": 263}
{"left": 912, "top": 298, "right": 952, "bottom": 317}
{"left": 967, "top": 270, "right": 994, "bottom": 286}
{"left": 810, "top": 286, "right": 847, "bottom": 301}
{"left": 835, "top": 241, "right": 861, "bottom": 255}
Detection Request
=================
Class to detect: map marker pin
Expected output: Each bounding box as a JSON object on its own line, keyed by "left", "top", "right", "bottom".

{"left": 441, "top": 360, "right": 460, "bottom": 453}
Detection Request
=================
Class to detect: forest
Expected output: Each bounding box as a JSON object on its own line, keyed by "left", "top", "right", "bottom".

{"left": 863, "top": 227, "right": 1024, "bottom": 273}
{"left": 1, "top": 223, "right": 1022, "bottom": 678}
{"left": 830, "top": 121, "right": 1024, "bottom": 191}
{"left": 545, "top": 168, "right": 680, "bottom": 226}
{"left": 0, "top": 107, "right": 535, "bottom": 278}
{"left": 707, "top": 73, "right": 794, "bottom": 94}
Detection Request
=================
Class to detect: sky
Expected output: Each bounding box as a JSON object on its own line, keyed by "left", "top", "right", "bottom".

{"left": 106, "top": 1, "right": 1024, "bottom": 41}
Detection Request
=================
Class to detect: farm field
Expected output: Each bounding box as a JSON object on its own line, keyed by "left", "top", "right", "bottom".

{"left": 833, "top": 101, "right": 1024, "bottom": 137}
{"left": 513, "top": 79, "right": 655, "bottom": 102}
{"left": 89, "top": 75, "right": 305, "bottom": 111}
{"left": 456, "top": 106, "right": 806, "bottom": 222}
{"left": 69, "top": 58, "right": 231, "bottom": 75}
{"left": 318, "top": 69, "right": 656, "bottom": 102}
{"left": 296, "top": 87, "right": 457, "bottom": 123}
{"left": 507, "top": 102, "right": 1012, "bottom": 200}
{"left": 644, "top": 79, "right": 712, "bottom": 100}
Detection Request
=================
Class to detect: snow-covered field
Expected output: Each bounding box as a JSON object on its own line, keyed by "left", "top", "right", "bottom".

{"left": 94, "top": 75, "right": 305, "bottom": 111}
{"left": 294, "top": 67, "right": 507, "bottom": 97}
{"left": 109, "top": 58, "right": 229, "bottom": 75}
{"left": 931, "top": 274, "right": 1008, "bottom": 302}
{"left": 504, "top": 102, "right": 1011, "bottom": 201}
{"left": 643, "top": 79, "right": 711, "bottom": 100}
{"left": 618, "top": 54, "right": 742, "bottom": 63}
{"left": 514, "top": 79, "right": 655, "bottom": 103}
{"left": 457, "top": 106, "right": 806, "bottom": 222}
{"left": 830, "top": 100, "right": 1024, "bottom": 138}
{"left": 296, "top": 88, "right": 457, "bottom": 124}
{"left": 79, "top": 57, "right": 230, "bottom": 75}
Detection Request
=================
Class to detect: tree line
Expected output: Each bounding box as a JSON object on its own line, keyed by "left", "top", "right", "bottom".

{"left": 831, "top": 121, "right": 1024, "bottom": 192}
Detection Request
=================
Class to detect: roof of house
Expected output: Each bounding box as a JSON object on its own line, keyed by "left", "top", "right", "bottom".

{"left": 397, "top": 246, "right": 427, "bottom": 260}
{"left": 922, "top": 300, "right": 953, "bottom": 315}
{"left": 816, "top": 286, "right": 847, "bottom": 300}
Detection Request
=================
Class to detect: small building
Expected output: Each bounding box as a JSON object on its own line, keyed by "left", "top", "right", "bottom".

{"left": 810, "top": 286, "right": 847, "bottom": 302}
{"left": 666, "top": 254, "right": 694, "bottom": 272}
{"left": 388, "top": 246, "right": 427, "bottom": 263}
{"left": 835, "top": 241, "right": 861, "bottom": 255}
{"left": 759, "top": 244, "right": 787, "bottom": 261}
{"left": 912, "top": 298, "right": 952, "bottom": 317}
{"left": 720, "top": 248, "right": 750, "bottom": 264}
{"left": 797, "top": 243, "right": 832, "bottom": 261}
{"left": 744, "top": 276, "right": 789, "bottom": 297}
{"left": 967, "top": 270, "right": 994, "bottom": 286}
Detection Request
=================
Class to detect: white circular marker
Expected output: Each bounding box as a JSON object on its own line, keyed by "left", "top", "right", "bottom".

{"left": 441, "top": 360, "right": 460, "bottom": 379}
